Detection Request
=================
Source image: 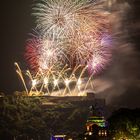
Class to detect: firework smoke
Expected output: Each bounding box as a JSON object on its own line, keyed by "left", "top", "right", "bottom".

{"left": 92, "top": 0, "right": 140, "bottom": 107}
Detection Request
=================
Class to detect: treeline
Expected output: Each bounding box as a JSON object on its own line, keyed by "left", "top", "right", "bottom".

{"left": 0, "top": 95, "right": 88, "bottom": 140}
{"left": 0, "top": 94, "right": 140, "bottom": 140}
{"left": 108, "top": 108, "right": 140, "bottom": 140}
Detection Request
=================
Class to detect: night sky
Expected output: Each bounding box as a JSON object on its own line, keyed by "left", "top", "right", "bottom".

{"left": 1, "top": 0, "right": 35, "bottom": 93}
{"left": 1, "top": 0, "right": 140, "bottom": 106}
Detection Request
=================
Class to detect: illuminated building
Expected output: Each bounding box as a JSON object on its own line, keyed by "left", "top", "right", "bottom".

{"left": 51, "top": 135, "right": 66, "bottom": 140}
{"left": 86, "top": 116, "right": 106, "bottom": 128}
{"left": 85, "top": 116, "right": 108, "bottom": 138}
{"left": 51, "top": 135, "right": 73, "bottom": 140}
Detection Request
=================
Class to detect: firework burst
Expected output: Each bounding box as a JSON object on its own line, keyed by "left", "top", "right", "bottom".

{"left": 33, "top": 0, "right": 110, "bottom": 39}
{"left": 25, "top": 37, "right": 41, "bottom": 71}
{"left": 87, "top": 34, "right": 113, "bottom": 75}
{"left": 25, "top": 36, "right": 69, "bottom": 72}
{"left": 25, "top": 0, "right": 112, "bottom": 81}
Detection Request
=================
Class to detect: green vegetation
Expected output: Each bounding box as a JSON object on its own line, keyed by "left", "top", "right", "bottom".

{"left": 0, "top": 94, "right": 88, "bottom": 140}
{"left": 1, "top": 93, "right": 140, "bottom": 140}
{"left": 108, "top": 108, "right": 140, "bottom": 140}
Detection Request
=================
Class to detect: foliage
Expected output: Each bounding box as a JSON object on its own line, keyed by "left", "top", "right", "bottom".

{"left": 108, "top": 108, "right": 140, "bottom": 140}
{"left": 0, "top": 94, "right": 88, "bottom": 140}
{"left": 0, "top": 95, "right": 46, "bottom": 140}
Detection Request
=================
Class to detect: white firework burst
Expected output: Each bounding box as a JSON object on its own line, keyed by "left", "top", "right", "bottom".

{"left": 38, "top": 38, "right": 69, "bottom": 71}
{"left": 33, "top": 0, "right": 107, "bottom": 39}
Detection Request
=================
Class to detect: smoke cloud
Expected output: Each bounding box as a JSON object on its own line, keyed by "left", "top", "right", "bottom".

{"left": 94, "top": 0, "right": 140, "bottom": 108}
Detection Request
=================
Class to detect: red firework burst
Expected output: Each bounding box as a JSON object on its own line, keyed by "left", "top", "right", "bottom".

{"left": 25, "top": 38, "right": 41, "bottom": 71}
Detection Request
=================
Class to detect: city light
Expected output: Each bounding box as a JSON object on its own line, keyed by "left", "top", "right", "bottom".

{"left": 89, "top": 132, "right": 92, "bottom": 136}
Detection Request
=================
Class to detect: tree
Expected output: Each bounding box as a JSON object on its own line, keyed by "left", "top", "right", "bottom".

{"left": 108, "top": 108, "right": 140, "bottom": 140}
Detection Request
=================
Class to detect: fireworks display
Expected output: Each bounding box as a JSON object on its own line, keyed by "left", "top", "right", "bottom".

{"left": 22, "top": 0, "right": 113, "bottom": 96}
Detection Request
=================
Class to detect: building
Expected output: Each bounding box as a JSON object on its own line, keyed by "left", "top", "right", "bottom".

{"left": 51, "top": 135, "right": 73, "bottom": 140}
{"left": 85, "top": 116, "right": 108, "bottom": 137}
{"left": 51, "top": 135, "right": 66, "bottom": 140}
{"left": 84, "top": 100, "right": 108, "bottom": 139}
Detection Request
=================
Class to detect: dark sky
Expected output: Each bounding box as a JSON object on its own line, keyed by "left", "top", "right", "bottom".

{"left": 1, "top": 0, "right": 35, "bottom": 93}
{"left": 1, "top": 0, "right": 140, "bottom": 102}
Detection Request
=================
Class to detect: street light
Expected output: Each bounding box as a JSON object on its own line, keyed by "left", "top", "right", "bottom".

{"left": 89, "top": 132, "right": 92, "bottom": 136}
